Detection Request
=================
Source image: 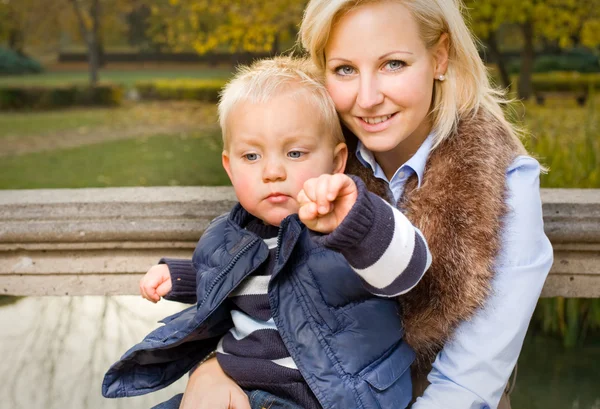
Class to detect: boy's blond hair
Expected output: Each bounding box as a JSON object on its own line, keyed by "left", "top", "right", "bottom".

{"left": 218, "top": 56, "right": 344, "bottom": 149}
{"left": 300, "top": 0, "right": 526, "bottom": 154}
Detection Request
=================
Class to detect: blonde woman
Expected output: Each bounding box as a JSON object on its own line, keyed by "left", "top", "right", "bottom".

{"left": 114, "top": 1, "right": 553, "bottom": 408}
{"left": 298, "top": 1, "right": 552, "bottom": 407}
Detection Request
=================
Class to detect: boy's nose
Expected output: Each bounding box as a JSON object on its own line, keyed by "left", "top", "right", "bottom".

{"left": 262, "top": 159, "right": 286, "bottom": 182}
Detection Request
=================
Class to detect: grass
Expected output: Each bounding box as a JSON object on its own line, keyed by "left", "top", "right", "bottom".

{"left": 0, "top": 130, "right": 229, "bottom": 189}
{"left": 0, "top": 95, "right": 597, "bottom": 190}
{"left": 0, "top": 67, "right": 234, "bottom": 88}
{"left": 0, "top": 108, "right": 117, "bottom": 138}
{"left": 0, "top": 100, "right": 218, "bottom": 140}
{"left": 517, "top": 95, "right": 599, "bottom": 189}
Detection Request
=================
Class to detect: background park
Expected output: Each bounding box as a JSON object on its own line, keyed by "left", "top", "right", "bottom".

{"left": 0, "top": 0, "right": 599, "bottom": 408}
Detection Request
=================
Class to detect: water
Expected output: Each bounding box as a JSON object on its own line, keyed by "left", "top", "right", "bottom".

{"left": 0, "top": 296, "right": 188, "bottom": 409}
{"left": 0, "top": 296, "right": 598, "bottom": 409}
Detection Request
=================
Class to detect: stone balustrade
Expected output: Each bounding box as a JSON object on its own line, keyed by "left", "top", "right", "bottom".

{"left": 1, "top": 187, "right": 599, "bottom": 298}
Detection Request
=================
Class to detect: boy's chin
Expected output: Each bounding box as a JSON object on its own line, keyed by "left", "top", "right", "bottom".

{"left": 257, "top": 211, "right": 294, "bottom": 227}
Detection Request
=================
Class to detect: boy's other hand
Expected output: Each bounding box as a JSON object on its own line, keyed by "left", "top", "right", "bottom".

{"left": 139, "top": 264, "right": 172, "bottom": 303}
{"left": 298, "top": 173, "right": 358, "bottom": 233}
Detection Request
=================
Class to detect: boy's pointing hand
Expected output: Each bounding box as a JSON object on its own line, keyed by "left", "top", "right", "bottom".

{"left": 297, "top": 173, "right": 358, "bottom": 233}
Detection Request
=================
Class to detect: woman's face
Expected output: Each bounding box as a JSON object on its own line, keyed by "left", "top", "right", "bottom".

{"left": 324, "top": 1, "right": 447, "bottom": 174}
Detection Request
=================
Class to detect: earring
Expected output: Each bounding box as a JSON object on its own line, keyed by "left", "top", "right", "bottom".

{"left": 437, "top": 74, "right": 446, "bottom": 81}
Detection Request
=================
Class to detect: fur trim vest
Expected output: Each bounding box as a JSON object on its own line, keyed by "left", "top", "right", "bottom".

{"left": 345, "top": 109, "right": 521, "bottom": 370}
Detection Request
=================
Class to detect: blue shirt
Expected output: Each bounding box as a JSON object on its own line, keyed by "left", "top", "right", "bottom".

{"left": 356, "top": 137, "right": 553, "bottom": 409}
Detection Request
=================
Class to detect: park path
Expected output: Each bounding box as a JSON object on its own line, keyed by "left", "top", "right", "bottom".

{"left": 0, "top": 101, "right": 219, "bottom": 157}
{"left": 0, "top": 123, "right": 213, "bottom": 157}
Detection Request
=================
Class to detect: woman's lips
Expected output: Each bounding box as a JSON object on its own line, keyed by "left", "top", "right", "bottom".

{"left": 357, "top": 112, "right": 397, "bottom": 132}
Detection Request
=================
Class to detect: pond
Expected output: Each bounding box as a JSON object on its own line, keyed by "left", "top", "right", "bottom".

{"left": 0, "top": 296, "right": 598, "bottom": 409}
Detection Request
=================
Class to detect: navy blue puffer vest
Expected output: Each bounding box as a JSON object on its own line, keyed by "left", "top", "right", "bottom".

{"left": 103, "top": 204, "right": 415, "bottom": 409}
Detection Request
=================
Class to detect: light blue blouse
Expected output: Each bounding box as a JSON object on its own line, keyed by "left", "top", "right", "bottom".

{"left": 356, "top": 136, "right": 554, "bottom": 409}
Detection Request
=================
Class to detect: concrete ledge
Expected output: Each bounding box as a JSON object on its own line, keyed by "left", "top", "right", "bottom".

{"left": 1, "top": 187, "right": 599, "bottom": 297}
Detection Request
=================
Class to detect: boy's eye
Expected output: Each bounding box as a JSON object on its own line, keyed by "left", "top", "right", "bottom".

{"left": 244, "top": 153, "right": 260, "bottom": 161}
{"left": 385, "top": 60, "right": 405, "bottom": 71}
{"left": 335, "top": 65, "right": 355, "bottom": 76}
{"left": 287, "top": 151, "right": 304, "bottom": 159}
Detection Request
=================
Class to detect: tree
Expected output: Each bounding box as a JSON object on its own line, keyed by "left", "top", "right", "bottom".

{"left": 466, "top": 0, "right": 600, "bottom": 99}
{"left": 0, "top": 0, "right": 64, "bottom": 56}
{"left": 147, "top": 0, "right": 307, "bottom": 55}
{"left": 65, "top": 0, "right": 132, "bottom": 85}
{"left": 68, "top": 0, "right": 103, "bottom": 85}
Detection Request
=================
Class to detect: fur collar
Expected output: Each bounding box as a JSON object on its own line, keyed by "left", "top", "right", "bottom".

{"left": 346, "top": 110, "right": 520, "bottom": 369}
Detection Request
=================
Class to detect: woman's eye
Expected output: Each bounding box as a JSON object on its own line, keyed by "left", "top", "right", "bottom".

{"left": 335, "top": 65, "right": 355, "bottom": 76}
{"left": 287, "top": 151, "right": 304, "bottom": 159}
{"left": 244, "top": 153, "right": 259, "bottom": 161}
{"left": 385, "top": 60, "right": 405, "bottom": 71}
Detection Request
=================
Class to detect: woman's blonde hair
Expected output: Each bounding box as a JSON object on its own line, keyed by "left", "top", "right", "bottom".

{"left": 300, "top": 0, "right": 526, "bottom": 152}
{"left": 218, "top": 56, "right": 344, "bottom": 149}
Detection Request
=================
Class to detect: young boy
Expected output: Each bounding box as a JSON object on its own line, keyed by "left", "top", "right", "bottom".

{"left": 102, "top": 57, "right": 431, "bottom": 409}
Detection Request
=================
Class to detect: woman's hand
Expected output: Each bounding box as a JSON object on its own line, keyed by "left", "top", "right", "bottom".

{"left": 179, "top": 358, "right": 251, "bottom": 409}
{"left": 297, "top": 173, "right": 358, "bottom": 233}
{"left": 139, "top": 264, "right": 172, "bottom": 303}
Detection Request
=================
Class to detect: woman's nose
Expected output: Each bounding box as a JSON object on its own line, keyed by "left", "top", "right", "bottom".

{"left": 357, "top": 75, "right": 384, "bottom": 109}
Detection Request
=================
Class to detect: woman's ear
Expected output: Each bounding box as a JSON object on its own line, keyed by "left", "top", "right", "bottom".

{"left": 332, "top": 143, "right": 348, "bottom": 174}
{"left": 433, "top": 33, "right": 450, "bottom": 77}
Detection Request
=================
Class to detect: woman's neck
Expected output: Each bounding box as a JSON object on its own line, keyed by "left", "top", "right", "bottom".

{"left": 374, "top": 120, "right": 432, "bottom": 180}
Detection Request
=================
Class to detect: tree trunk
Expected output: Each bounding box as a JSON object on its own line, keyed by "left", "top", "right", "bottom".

{"left": 486, "top": 31, "right": 511, "bottom": 91}
{"left": 8, "top": 28, "right": 26, "bottom": 56}
{"left": 89, "top": 0, "right": 101, "bottom": 83}
{"left": 70, "top": 0, "right": 100, "bottom": 86}
{"left": 518, "top": 20, "right": 534, "bottom": 100}
{"left": 271, "top": 33, "right": 280, "bottom": 55}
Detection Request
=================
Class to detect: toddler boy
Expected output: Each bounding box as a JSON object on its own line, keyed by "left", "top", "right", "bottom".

{"left": 103, "top": 57, "right": 431, "bottom": 409}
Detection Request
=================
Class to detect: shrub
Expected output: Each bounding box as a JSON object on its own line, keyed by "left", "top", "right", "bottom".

{"left": 532, "top": 72, "right": 600, "bottom": 92}
{"left": 0, "top": 84, "right": 123, "bottom": 110}
{"left": 531, "top": 72, "right": 600, "bottom": 105}
{"left": 135, "top": 79, "right": 227, "bottom": 102}
{"left": 507, "top": 49, "right": 600, "bottom": 74}
{"left": 0, "top": 47, "right": 43, "bottom": 75}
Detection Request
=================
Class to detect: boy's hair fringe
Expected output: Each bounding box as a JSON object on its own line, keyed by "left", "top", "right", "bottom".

{"left": 218, "top": 56, "right": 344, "bottom": 148}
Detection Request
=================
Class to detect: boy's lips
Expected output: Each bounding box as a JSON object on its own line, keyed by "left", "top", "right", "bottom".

{"left": 266, "top": 193, "right": 291, "bottom": 204}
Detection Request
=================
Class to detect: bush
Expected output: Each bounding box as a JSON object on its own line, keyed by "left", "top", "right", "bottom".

{"left": 135, "top": 79, "right": 227, "bottom": 102}
{"left": 532, "top": 72, "right": 600, "bottom": 93}
{"left": 0, "top": 47, "right": 43, "bottom": 75}
{"left": 507, "top": 49, "right": 600, "bottom": 74}
{"left": 531, "top": 72, "right": 600, "bottom": 106}
{"left": 0, "top": 84, "right": 124, "bottom": 110}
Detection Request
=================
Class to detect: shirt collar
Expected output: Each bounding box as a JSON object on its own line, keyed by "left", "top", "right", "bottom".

{"left": 355, "top": 132, "right": 435, "bottom": 188}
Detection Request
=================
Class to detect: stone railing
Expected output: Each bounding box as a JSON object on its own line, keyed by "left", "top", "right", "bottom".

{"left": 1, "top": 187, "right": 599, "bottom": 298}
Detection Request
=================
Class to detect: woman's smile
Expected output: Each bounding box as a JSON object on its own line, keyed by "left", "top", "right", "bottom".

{"left": 356, "top": 112, "right": 398, "bottom": 132}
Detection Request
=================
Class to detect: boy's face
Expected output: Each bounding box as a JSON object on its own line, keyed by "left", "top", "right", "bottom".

{"left": 222, "top": 91, "right": 347, "bottom": 226}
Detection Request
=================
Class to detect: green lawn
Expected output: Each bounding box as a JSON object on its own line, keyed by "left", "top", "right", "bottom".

{"left": 521, "top": 96, "right": 599, "bottom": 188}
{"left": 0, "top": 95, "right": 597, "bottom": 190}
{"left": 0, "top": 108, "right": 118, "bottom": 138}
{"left": 0, "top": 68, "right": 234, "bottom": 88}
{"left": 0, "top": 130, "right": 229, "bottom": 189}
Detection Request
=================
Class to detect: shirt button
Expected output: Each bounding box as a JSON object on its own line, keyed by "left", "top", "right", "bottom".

{"left": 398, "top": 171, "right": 406, "bottom": 178}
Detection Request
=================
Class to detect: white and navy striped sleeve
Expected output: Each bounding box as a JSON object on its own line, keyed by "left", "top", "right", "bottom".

{"left": 317, "top": 175, "right": 431, "bottom": 297}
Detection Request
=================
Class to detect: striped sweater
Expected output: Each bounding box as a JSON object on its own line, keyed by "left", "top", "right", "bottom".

{"left": 163, "top": 178, "right": 431, "bottom": 408}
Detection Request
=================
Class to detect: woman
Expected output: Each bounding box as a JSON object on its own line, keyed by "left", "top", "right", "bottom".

{"left": 163, "top": 1, "right": 553, "bottom": 408}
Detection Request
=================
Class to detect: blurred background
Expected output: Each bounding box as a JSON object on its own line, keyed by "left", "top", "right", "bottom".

{"left": 0, "top": 0, "right": 599, "bottom": 408}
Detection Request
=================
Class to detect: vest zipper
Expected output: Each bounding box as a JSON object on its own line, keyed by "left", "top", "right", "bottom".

{"left": 274, "top": 222, "right": 284, "bottom": 263}
{"left": 197, "top": 237, "right": 260, "bottom": 309}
